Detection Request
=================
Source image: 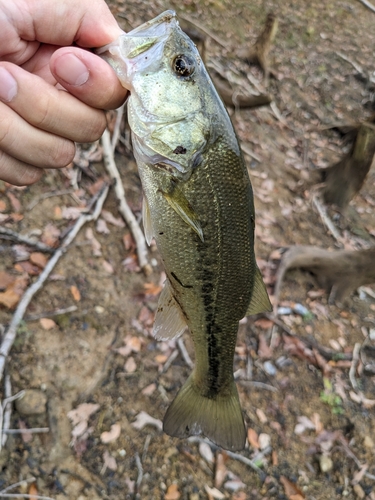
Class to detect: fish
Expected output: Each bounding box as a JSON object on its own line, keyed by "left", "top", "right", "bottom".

{"left": 98, "top": 10, "right": 272, "bottom": 451}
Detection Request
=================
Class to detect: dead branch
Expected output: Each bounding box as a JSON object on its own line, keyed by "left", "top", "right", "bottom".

{"left": 211, "top": 73, "right": 272, "bottom": 108}
{"left": 178, "top": 13, "right": 228, "bottom": 48}
{"left": 357, "top": 0, "right": 375, "bottom": 13}
{"left": 274, "top": 245, "right": 375, "bottom": 304}
{"left": 320, "top": 122, "right": 375, "bottom": 208}
{"left": 312, "top": 194, "right": 345, "bottom": 246}
{"left": 0, "top": 185, "right": 109, "bottom": 383}
{"left": 111, "top": 103, "right": 126, "bottom": 153}
{"left": 101, "top": 129, "right": 152, "bottom": 275}
{"left": 0, "top": 227, "right": 54, "bottom": 253}
{"left": 0, "top": 374, "right": 12, "bottom": 448}
{"left": 237, "top": 13, "right": 278, "bottom": 85}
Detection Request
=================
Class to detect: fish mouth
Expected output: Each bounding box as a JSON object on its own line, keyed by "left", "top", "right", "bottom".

{"left": 96, "top": 10, "right": 178, "bottom": 89}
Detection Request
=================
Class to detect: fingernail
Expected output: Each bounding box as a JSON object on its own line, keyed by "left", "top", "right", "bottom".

{"left": 0, "top": 67, "right": 17, "bottom": 102}
{"left": 54, "top": 53, "right": 90, "bottom": 86}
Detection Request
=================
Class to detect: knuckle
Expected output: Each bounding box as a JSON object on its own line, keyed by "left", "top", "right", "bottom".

{"left": 81, "top": 111, "right": 107, "bottom": 141}
{"left": 48, "top": 139, "right": 76, "bottom": 168}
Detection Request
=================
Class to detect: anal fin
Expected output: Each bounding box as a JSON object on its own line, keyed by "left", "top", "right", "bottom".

{"left": 246, "top": 265, "right": 272, "bottom": 315}
{"left": 153, "top": 279, "right": 188, "bottom": 340}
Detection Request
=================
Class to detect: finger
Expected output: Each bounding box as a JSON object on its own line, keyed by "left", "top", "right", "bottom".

{"left": 0, "top": 62, "right": 107, "bottom": 143}
{"left": 0, "top": 150, "right": 43, "bottom": 186}
{"left": 50, "top": 47, "right": 128, "bottom": 110}
{"left": 0, "top": 100, "right": 75, "bottom": 169}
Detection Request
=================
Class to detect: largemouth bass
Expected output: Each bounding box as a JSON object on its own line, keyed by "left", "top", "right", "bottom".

{"left": 98, "top": 11, "right": 271, "bottom": 451}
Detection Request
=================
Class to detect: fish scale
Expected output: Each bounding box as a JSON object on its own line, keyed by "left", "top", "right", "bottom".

{"left": 98, "top": 10, "right": 271, "bottom": 450}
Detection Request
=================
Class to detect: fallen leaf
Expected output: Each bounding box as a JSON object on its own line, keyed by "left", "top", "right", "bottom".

{"left": 232, "top": 492, "right": 247, "bottom": 500}
{"left": 199, "top": 442, "right": 214, "bottom": 464}
{"left": 122, "top": 254, "right": 140, "bottom": 272}
{"left": 280, "top": 476, "right": 305, "bottom": 500}
{"left": 258, "top": 433, "right": 271, "bottom": 450}
{"left": 123, "top": 233, "right": 136, "bottom": 251}
{"left": 7, "top": 191, "right": 22, "bottom": 212}
{"left": 223, "top": 478, "right": 246, "bottom": 492}
{"left": 30, "top": 252, "right": 47, "bottom": 269}
{"left": 70, "top": 285, "right": 81, "bottom": 302}
{"left": 258, "top": 332, "right": 273, "bottom": 358}
{"left": 28, "top": 483, "right": 38, "bottom": 500}
{"left": 131, "top": 411, "right": 163, "bottom": 431}
{"left": 215, "top": 452, "right": 227, "bottom": 489}
{"left": 41, "top": 223, "right": 60, "bottom": 247}
{"left": 294, "top": 416, "right": 316, "bottom": 435}
{"left": 96, "top": 218, "right": 110, "bottom": 234}
{"left": 103, "top": 450, "right": 117, "bottom": 471}
{"left": 144, "top": 282, "right": 163, "bottom": 296}
{"left": 85, "top": 227, "right": 102, "bottom": 257}
{"left": 102, "top": 260, "right": 114, "bottom": 274}
{"left": 0, "top": 275, "right": 28, "bottom": 309}
{"left": 39, "top": 318, "right": 56, "bottom": 330}
{"left": 247, "top": 428, "right": 260, "bottom": 449}
{"left": 67, "top": 403, "right": 100, "bottom": 426}
{"left": 62, "top": 206, "right": 84, "bottom": 220}
{"left": 14, "top": 261, "right": 41, "bottom": 275}
{"left": 254, "top": 318, "right": 273, "bottom": 330}
{"left": 125, "top": 357, "right": 137, "bottom": 373}
{"left": 12, "top": 245, "right": 30, "bottom": 262}
{"left": 101, "top": 423, "right": 121, "bottom": 444}
{"left": 204, "top": 485, "right": 225, "bottom": 499}
{"left": 0, "top": 199, "right": 7, "bottom": 211}
{"left": 0, "top": 271, "right": 16, "bottom": 290}
{"left": 141, "top": 383, "right": 156, "bottom": 396}
{"left": 256, "top": 408, "right": 268, "bottom": 424}
{"left": 101, "top": 210, "right": 125, "bottom": 227}
{"left": 116, "top": 335, "right": 142, "bottom": 357}
{"left": 155, "top": 354, "right": 168, "bottom": 364}
{"left": 165, "top": 484, "right": 181, "bottom": 500}
{"left": 18, "top": 420, "right": 33, "bottom": 443}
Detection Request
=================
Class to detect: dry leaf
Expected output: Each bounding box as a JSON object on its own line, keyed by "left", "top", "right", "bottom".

{"left": 122, "top": 254, "right": 140, "bottom": 272}
{"left": 258, "top": 433, "right": 271, "bottom": 450}
{"left": 123, "top": 233, "right": 136, "bottom": 251}
{"left": 41, "top": 223, "right": 60, "bottom": 247}
{"left": 0, "top": 199, "right": 7, "bottom": 211}
{"left": 102, "top": 260, "right": 114, "bottom": 274}
{"left": 7, "top": 191, "right": 21, "bottom": 212}
{"left": 67, "top": 403, "right": 100, "bottom": 426}
{"left": 30, "top": 252, "right": 47, "bottom": 269}
{"left": 256, "top": 408, "right": 268, "bottom": 424}
{"left": 70, "top": 285, "right": 81, "bottom": 301}
{"left": 280, "top": 476, "right": 305, "bottom": 500}
{"left": 254, "top": 318, "right": 273, "bottom": 330}
{"left": 199, "top": 442, "right": 214, "bottom": 463}
{"left": 215, "top": 452, "right": 227, "bottom": 489}
{"left": 258, "top": 332, "right": 273, "bottom": 358}
{"left": 101, "top": 423, "right": 121, "bottom": 444}
{"left": 0, "top": 275, "right": 28, "bottom": 309}
{"left": 85, "top": 228, "right": 102, "bottom": 257}
{"left": 223, "top": 478, "right": 246, "bottom": 492}
{"left": 62, "top": 206, "right": 83, "bottom": 220}
{"left": 125, "top": 357, "right": 137, "bottom": 373}
{"left": 116, "top": 335, "right": 142, "bottom": 357}
{"left": 131, "top": 411, "right": 162, "bottom": 431}
{"left": 96, "top": 218, "right": 110, "bottom": 234}
{"left": 165, "top": 484, "right": 181, "bottom": 500}
{"left": 14, "top": 261, "right": 40, "bottom": 276}
{"left": 144, "top": 282, "right": 163, "bottom": 296}
{"left": 28, "top": 483, "right": 38, "bottom": 500}
{"left": 142, "top": 383, "right": 156, "bottom": 396}
{"left": 0, "top": 271, "right": 16, "bottom": 290}
{"left": 155, "top": 354, "right": 168, "bottom": 364}
{"left": 18, "top": 420, "right": 33, "bottom": 443}
{"left": 247, "top": 428, "right": 260, "bottom": 449}
{"left": 101, "top": 210, "right": 125, "bottom": 227}
{"left": 39, "top": 318, "right": 56, "bottom": 330}
{"left": 204, "top": 485, "right": 225, "bottom": 499}
{"left": 103, "top": 450, "right": 117, "bottom": 471}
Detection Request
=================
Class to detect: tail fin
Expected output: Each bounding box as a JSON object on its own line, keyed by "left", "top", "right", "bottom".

{"left": 163, "top": 375, "right": 246, "bottom": 451}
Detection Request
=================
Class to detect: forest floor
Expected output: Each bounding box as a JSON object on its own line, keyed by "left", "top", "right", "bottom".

{"left": 0, "top": 0, "right": 375, "bottom": 499}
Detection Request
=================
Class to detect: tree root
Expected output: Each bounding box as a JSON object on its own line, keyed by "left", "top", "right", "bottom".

{"left": 275, "top": 245, "right": 375, "bottom": 304}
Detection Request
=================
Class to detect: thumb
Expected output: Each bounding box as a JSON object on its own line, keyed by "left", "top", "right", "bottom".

{"left": 50, "top": 47, "right": 127, "bottom": 110}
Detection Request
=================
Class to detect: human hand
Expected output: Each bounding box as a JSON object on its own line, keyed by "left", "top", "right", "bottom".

{"left": 0, "top": 0, "right": 127, "bottom": 186}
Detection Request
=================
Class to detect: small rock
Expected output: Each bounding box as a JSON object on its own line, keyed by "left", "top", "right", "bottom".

{"left": 15, "top": 389, "right": 47, "bottom": 416}
{"left": 263, "top": 361, "right": 277, "bottom": 376}
{"left": 319, "top": 454, "right": 333, "bottom": 473}
{"left": 353, "top": 484, "right": 365, "bottom": 499}
{"left": 364, "top": 436, "right": 374, "bottom": 449}
{"left": 258, "top": 433, "right": 271, "bottom": 450}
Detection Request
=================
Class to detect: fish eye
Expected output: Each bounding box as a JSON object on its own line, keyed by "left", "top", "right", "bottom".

{"left": 172, "top": 54, "right": 195, "bottom": 78}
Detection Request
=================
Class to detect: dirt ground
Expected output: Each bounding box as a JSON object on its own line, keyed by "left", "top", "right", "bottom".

{"left": 0, "top": 0, "right": 375, "bottom": 499}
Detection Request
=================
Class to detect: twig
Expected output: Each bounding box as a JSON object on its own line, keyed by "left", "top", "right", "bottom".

{"left": 226, "top": 446, "right": 271, "bottom": 480}
{"left": 3, "top": 428, "right": 49, "bottom": 434}
{"left": 26, "top": 189, "right": 73, "bottom": 211}
{"left": 0, "top": 227, "right": 54, "bottom": 253}
{"left": 134, "top": 452, "right": 143, "bottom": 499}
{"left": 349, "top": 343, "right": 361, "bottom": 391}
{"left": 24, "top": 306, "right": 77, "bottom": 322}
{"left": 0, "top": 389, "right": 25, "bottom": 451}
{"left": 1, "top": 374, "right": 12, "bottom": 448}
{"left": 0, "top": 494, "right": 56, "bottom": 499}
{"left": 161, "top": 349, "right": 179, "bottom": 373}
{"left": 0, "top": 185, "right": 109, "bottom": 382}
{"left": 238, "top": 380, "right": 278, "bottom": 392}
{"left": 357, "top": 0, "right": 375, "bottom": 13}
{"left": 101, "top": 129, "right": 151, "bottom": 275}
{"left": 312, "top": 194, "right": 344, "bottom": 246}
{"left": 241, "top": 144, "right": 261, "bottom": 163}
{"left": 111, "top": 103, "right": 126, "bottom": 153}
{"left": 142, "top": 434, "right": 152, "bottom": 463}
{"left": 0, "top": 478, "right": 36, "bottom": 494}
{"left": 177, "top": 338, "right": 194, "bottom": 368}
{"left": 336, "top": 52, "right": 364, "bottom": 74}
{"left": 178, "top": 13, "right": 228, "bottom": 48}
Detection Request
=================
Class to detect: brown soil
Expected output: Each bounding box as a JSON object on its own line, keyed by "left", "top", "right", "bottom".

{"left": 1, "top": 1, "right": 375, "bottom": 499}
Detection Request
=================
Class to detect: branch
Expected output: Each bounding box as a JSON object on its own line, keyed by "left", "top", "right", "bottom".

{"left": 0, "top": 185, "right": 109, "bottom": 382}
{"left": 0, "top": 227, "right": 54, "bottom": 253}
{"left": 358, "top": 0, "right": 375, "bottom": 13}
{"left": 101, "top": 128, "right": 152, "bottom": 275}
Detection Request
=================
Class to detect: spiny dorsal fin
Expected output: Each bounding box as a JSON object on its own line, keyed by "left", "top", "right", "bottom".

{"left": 246, "top": 266, "right": 272, "bottom": 316}
{"left": 161, "top": 188, "right": 204, "bottom": 242}
{"left": 153, "top": 279, "right": 188, "bottom": 340}
{"left": 142, "top": 195, "right": 154, "bottom": 246}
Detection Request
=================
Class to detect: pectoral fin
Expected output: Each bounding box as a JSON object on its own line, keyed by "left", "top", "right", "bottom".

{"left": 161, "top": 188, "right": 204, "bottom": 242}
{"left": 153, "top": 279, "right": 188, "bottom": 340}
{"left": 142, "top": 196, "right": 154, "bottom": 245}
{"left": 246, "top": 266, "right": 272, "bottom": 315}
